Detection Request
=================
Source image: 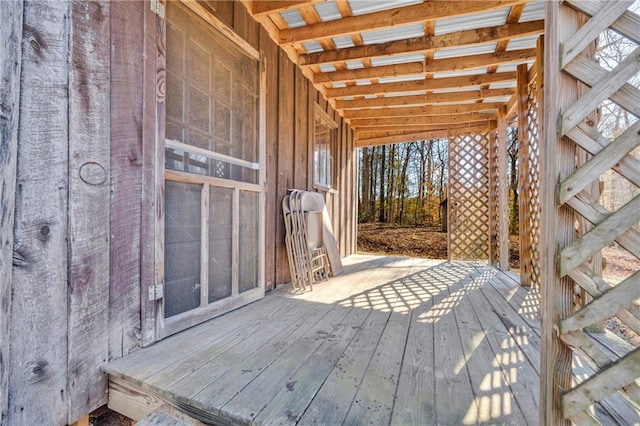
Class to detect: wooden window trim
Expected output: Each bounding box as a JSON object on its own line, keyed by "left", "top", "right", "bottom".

{"left": 312, "top": 103, "right": 338, "bottom": 191}
{"left": 157, "top": 1, "right": 266, "bottom": 340}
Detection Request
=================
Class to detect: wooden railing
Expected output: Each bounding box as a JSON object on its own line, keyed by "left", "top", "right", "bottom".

{"left": 541, "top": 1, "right": 640, "bottom": 423}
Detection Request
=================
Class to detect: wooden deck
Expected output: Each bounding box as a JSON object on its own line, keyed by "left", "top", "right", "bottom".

{"left": 104, "top": 255, "right": 638, "bottom": 425}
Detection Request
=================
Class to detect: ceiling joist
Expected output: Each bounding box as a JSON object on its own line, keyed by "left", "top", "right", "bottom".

{"left": 335, "top": 88, "right": 514, "bottom": 109}
{"left": 355, "top": 123, "right": 490, "bottom": 146}
{"left": 342, "top": 102, "right": 504, "bottom": 119}
{"left": 350, "top": 112, "right": 497, "bottom": 128}
{"left": 313, "top": 48, "right": 537, "bottom": 84}
{"left": 299, "top": 20, "right": 544, "bottom": 67}
{"left": 326, "top": 71, "right": 516, "bottom": 99}
{"left": 251, "top": 1, "right": 322, "bottom": 17}
{"left": 278, "top": 0, "right": 528, "bottom": 44}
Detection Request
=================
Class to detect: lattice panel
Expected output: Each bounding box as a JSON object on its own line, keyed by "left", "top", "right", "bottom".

{"left": 546, "top": 2, "right": 640, "bottom": 423}
{"left": 448, "top": 132, "right": 490, "bottom": 261}
{"left": 519, "top": 76, "right": 542, "bottom": 288}
{"left": 488, "top": 127, "right": 500, "bottom": 265}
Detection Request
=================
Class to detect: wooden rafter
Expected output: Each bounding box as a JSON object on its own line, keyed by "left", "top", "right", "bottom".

{"left": 313, "top": 48, "right": 537, "bottom": 84}
{"left": 251, "top": 1, "right": 323, "bottom": 17}
{"left": 299, "top": 20, "right": 544, "bottom": 67}
{"left": 326, "top": 72, "right": 516, "bottom": 99}
{"left": 355, "top": 124, "right": 489, "bottom": 147}
{"left": 278, "top": 0, "right": 528, "bottom": 44}
{"left": 343, "top": 102, "right": 503, "bottom": 119}
{"left": 350, "top": 112, "right": 496, "bottom": 128}
{"left": 335, "top": 88, "right": 514, "bottom": 109}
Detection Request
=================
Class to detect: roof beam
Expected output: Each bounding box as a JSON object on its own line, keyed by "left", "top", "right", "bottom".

{"left": 299, "top": 20, "right": 544, "bottom": 67}
{"left": 313, "top": 48, "right": 537, "bottom": 84}
{"left": 350, "top": 112, "right": 497, "bottom": 128}
{"left": 343, "top": 102, "right": 504, "bottom": 119}
{"left": 326, "top": 71, "right": 516, "bottom": 98}
{"left": 251, "top": 1, "right": 323, "bottom": 17}
{"left": 355, "top": 124, "right": 489, "bottom": 146}
{"left": 278, "top": 0, "right": 528, "bottom": 44}
{"left": 335, "top": 88, "right": 514, "bottom": 109}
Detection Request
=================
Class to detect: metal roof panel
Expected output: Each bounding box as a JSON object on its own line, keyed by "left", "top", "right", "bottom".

{"left": 435, "top": 8, "right": 510, "bottom": 35}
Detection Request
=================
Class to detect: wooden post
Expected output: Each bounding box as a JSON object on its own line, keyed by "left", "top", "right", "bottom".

{"left": 488, "top": 120, "right": 498, "bottom": 266}
{"left": 516, "top": 63, "right": 532, "bottom": 287}
{"left": 10, "top": 1, "right": 70, "bottom": 423}
{"left": 540, "top": 2, "right": 579, "bottom": 424}
{"left": 67, "top": 0, "right": 111, "bottom": 421}
{"left": 0, "top": 1, "right": 23, "bottom": 422}
{"left": 496, "top": 106, "right": 509, "bottom": 270}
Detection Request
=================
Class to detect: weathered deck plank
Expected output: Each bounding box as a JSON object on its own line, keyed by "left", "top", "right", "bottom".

{"left": 105, "top": 255, "right": 639, "bottom": 425}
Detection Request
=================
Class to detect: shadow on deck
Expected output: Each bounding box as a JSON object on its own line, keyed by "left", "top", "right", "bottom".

{"left": 103, "top": 255, "right": 636, "bottom": 425}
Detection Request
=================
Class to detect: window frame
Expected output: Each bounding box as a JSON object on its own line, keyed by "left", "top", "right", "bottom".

{"left": 158, "top": 0, "right": 266, "bottom": 339}
{"left": 312, "top": 103, "right": 339, "bottom": 191}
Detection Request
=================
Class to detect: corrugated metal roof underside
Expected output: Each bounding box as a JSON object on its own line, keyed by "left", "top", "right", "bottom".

{"left": 269, "top": 1, "right": 546, "bottom": 140}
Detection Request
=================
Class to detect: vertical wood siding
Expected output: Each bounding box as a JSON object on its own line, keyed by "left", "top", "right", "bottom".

{"left": 0, "top": 1, "right": 23, "bottom": 423}
{"left": 10, "top": 1, "right": 70, "bottom": 424}
{"left": 4, "top": 1, "right": 357, "bottom": 423}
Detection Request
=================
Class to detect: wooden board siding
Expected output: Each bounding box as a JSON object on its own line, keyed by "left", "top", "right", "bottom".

{"left": 0, "top": 1, "right": 23, "bottom": 422}
{"left": 67, "top": 1, "right": 111, "bottom": 420}
{"left": 109, "top": 0, "right": 144, "bottom": 359}
{"left": 9, "top": 1, "right": 70, "bottom": 424}
{"left": 2, "top": 1, "right": 357, "bottom": 423}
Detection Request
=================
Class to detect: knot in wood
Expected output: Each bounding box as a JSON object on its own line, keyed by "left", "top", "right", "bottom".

{"left": 79, "top": 161, "right": 107, "bottom": 186}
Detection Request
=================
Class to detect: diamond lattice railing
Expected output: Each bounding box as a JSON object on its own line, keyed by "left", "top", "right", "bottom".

{"left": 449, "top": 132, "right": 490, "bottom": 261}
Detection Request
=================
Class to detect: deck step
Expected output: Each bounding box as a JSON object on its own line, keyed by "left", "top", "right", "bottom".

{"left": 137, "top": 405, "right": 204, "bottom": 426}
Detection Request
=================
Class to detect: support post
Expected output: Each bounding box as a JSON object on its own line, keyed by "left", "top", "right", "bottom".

{"left": 516, "top": 63, "right": 532, "bottom": 286}
{"left": 496, "top": 106, "right": 509, "bottom": 270}
{"left": 540, "top": 2, "right": 579, "bottom": 424}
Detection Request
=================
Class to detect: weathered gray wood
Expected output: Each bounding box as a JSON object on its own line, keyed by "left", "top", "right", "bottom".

{"left": 104, "top": 257, "right": 639, "bottom": 425}
{"left": 563, "top": 347, "right": 640, "bottom": 418}
{"left": 217, "top": 305, "right": 354, "bottom": 423}
{"left": 561, "top": 194, "right": 640, "bottom": 276}
{"left": 563, "top": 55, "right": 640, "bottom": 118}
{"left": 140, "top": 0, "right": 159, "bottom": 346}
{"left": 566, "top": 192, "right": 640, "bottom": 261}
{"left": 109, "top": 0, "right": 144, "bottom": 361}
{"left": 561, "top": 121, "right": 640, "bottom": 203}
{"left": 561, "top": 46, "right": 640, "bottom": 135}
{"left": 455, "top": 270, "right": 529, "bottom": 425}
{"left": 431, "top": 268, "right": 478, "bottom": 425}
{"left": 561, "top": 270, "right": 640, "bottom": 333}
{"left": 561, "top": 1, "right": 634, "bottom": 68}
{"left": 479, "top": 270, "right": 542, "bottom": 372}
{"left": 565, "top": 0, "right": 640, "bottom": 44}
{"left": 192, "top": 301, "right": 335, "bottom": 412}
{"left": 154, "top": 0, "right": 167, "bottom": 338}
{"left": 390, "top": 259, "right": 441, "bottom": 425}
{"left": 9, "top": 1, "right": 70, "bottom": 423}
{"left": 468, "top": 269, "right": 540, "bottom": 424}
{"left": 104, "top": 289, "right": 293, "bottom": 380}
{"left": 0, "top": 1, "right": 23, "bottom": 421}
{"left": 67, "top": 1, "right": 111, "bottom": 421}
{"left": 540, "top": 3, "right": 583, "bottom": 424}
{"left": 255, "top": 307, "right": 371, "bottom": 425}
{"left": 342, "top": 311, "right": 411, "bottom": 426}
{"left": 300, "top": 309, "right": 392, "bottom": 425}
{"left": 157, "top": 297, "right": 324, "bottom": 397}
{"left": 566, "top": 124, "right": 640, "bottom": 188}
{"left": 259, "top": 28, "right": 278, "bottom": 290}
{"left": 137, "top": 404, "right": 205, "bottom": 426}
